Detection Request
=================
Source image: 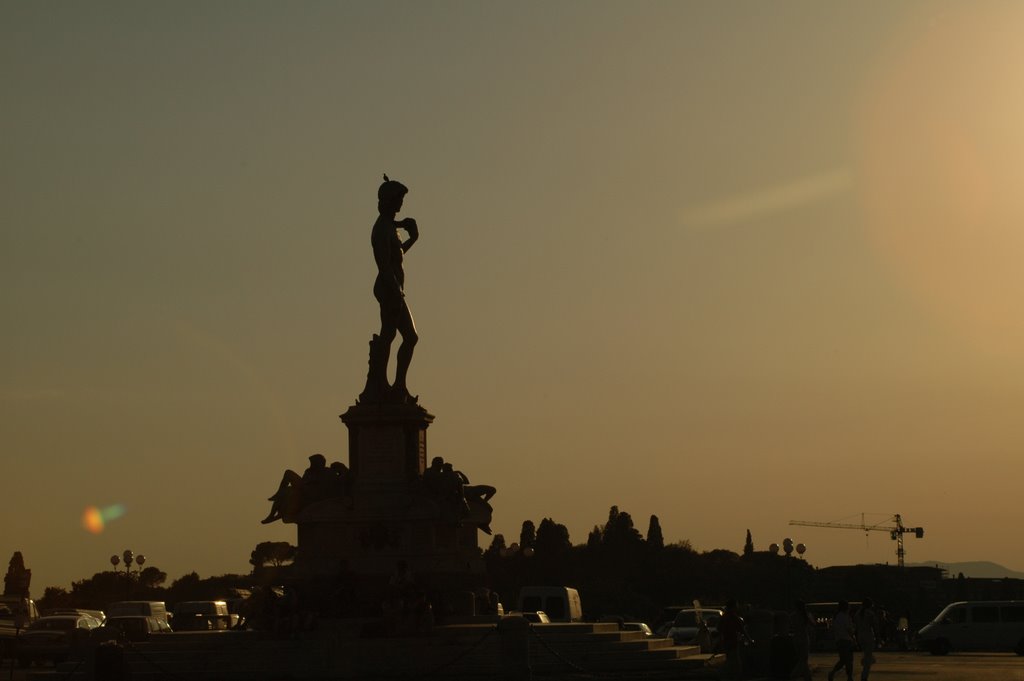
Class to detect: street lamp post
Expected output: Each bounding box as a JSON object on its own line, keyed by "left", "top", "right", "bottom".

{"left": 110, "top": 550, "right": 146, "bottom": 598}
{"left": 769, "top": 539, "right": 807, "bottom": 607}
{"left": 768, "top": 539, "right": 807, "bottom": 559}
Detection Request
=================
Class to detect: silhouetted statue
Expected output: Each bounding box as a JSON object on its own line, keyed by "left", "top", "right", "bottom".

{"left": 459, "top": 470, "right": 496, "bottom": 536}
{"left": 419, "top": 456, "right": 496, "bottom": 534}
{"left": 3, "top": 552, "right": 31, "bottom": 597}
{"left": 262, "top": 454, "right": 352, "bottom": 524}
{"left": 422, "top": 456, "right": 446, "bottom": 496}
{"left": 361, "top": 174, "right": 420, "bottom": 404}
{"left": 329, "top": 461, "right": 353, "bottom": 499}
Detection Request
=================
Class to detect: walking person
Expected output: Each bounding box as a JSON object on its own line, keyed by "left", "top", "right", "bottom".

{"left": 718, "top": 599, "right": 750, "bottom": 680}
{"left": 828, "top": 601, "right": 854, "bottom": 681}
{"left": 855, "top": 598, "right": 878, "bottom": 681}
{"left": 792, "top": 600, "right": 814, "bottom": 681}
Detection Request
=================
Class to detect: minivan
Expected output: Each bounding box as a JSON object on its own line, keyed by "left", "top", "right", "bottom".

{"left": 105, "top": 601, "right": 169, "bottom": 625}
{"left": 917, "top": 600, "right": 1024, "bottom": 655}
{"left": 516, "top": 587, "right": 582, "bottom": 623}
{"left": 173, "top": 601, "right": 231, "bottom": 630}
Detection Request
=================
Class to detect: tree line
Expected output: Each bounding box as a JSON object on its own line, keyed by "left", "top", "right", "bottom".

{"left": 483, "top": 506, "right": 815, "bottom": 622}
{"left": 33, "top": 505, "right": 948, "bottom": 626}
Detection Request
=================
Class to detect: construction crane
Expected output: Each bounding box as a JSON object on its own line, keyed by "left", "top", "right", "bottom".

{"left": 788, "top": 514, "right": 924, "bottom": 568}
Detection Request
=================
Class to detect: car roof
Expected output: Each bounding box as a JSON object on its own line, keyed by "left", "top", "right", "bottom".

{"left": 677, "top": 608, "right": 723, "bottom": 613}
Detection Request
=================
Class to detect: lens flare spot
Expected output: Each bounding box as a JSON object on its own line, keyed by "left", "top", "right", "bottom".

{"left": 82, "top": 506, "right": 104, "bottom": 534}
{"left": 103, "top": 504, "right": 126, "bottom": 523}
{"left": 81, "top": 504, "right": 127, "bottom": 534}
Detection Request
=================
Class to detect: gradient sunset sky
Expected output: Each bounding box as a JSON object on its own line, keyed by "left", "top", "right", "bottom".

{"left": 5, "top": 1, "right": 1024, "bottom": 593}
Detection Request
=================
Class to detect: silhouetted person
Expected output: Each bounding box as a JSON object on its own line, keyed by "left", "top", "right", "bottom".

{"left": 792, "top": 600, "right": 814, "bottom": 681}
{"left": 386, "top": 559, "right": 418, "bottom": 628}
{"left": 371, "top": 174, "right": 419, "bottom": 401}
{"left": 718, "top": 599, "right": 750, "bottom": 680}
{"left": 855, "top": 598, "right": 878, "bottom": 681}
{"left": 896, "top": 611, "right": 910, "bottom": 650}
{"left": 828, "top": 600, "right": 854, "bottom": 681}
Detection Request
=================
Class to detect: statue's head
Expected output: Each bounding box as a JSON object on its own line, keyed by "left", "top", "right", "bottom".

{"left": 378, "top": 174, "right": 408, "bottom": 215}
{"left": 309, "top": 453, "right": 327, "bottom": 469}
{"left": 430, "top": 456, "right": 444, "bottom": 469}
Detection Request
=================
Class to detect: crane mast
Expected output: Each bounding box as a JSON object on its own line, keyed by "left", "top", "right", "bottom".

{"left": 789, "top": 514, "right": 924, "bottom": 567}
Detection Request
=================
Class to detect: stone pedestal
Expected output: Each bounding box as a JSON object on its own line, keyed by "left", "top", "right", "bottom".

{"left": 289, "top": 402, "right": 484, "bottom": 581}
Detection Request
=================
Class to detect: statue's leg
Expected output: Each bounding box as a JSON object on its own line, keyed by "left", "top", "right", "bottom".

{"left": 393, "top": 302, "right": 418, "bottom": 395}
{"left": 262, "top": 470, "right": 302, "bottom": 523}
{"left": 268, "top": 470, "right": 302, "bottom": 501}
{"left": 379, "top": 310, "right": 398, "bottom": 380}
{"left": 466, "top": 485, "right": 497, "bottom": 504}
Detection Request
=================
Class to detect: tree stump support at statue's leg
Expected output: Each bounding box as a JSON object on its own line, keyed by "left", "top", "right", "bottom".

{"left": 359, "top": 335, "right": 390, "bottom": 404}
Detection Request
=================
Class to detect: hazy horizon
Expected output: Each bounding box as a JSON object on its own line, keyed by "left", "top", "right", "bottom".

{"left": 5, "top": 1, "right": 1024, "bottom": 594}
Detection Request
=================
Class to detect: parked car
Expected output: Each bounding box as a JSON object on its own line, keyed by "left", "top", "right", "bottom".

{"left": 0, "top": 595, "right": 40, "bottom": 659}
{"left": 17, "top": 615, "right": 99, "bottom": 666}
{"left": 46, "top": 609, "right": 105, "bottom": 625}
{"left": 95, "top": 615, "right": 172, "bottom": 642}
{"left": 172, "top": 600, "right": 231, "bottom": 631}
{"left": 622, "top": 622, "right": 654, "bottom": 637}
{"left": 654, "top": 603, "right": 724, "bottom": 638}
{"left": 666, "top": 608, "right": 723, "bottom": 650}
{"left": 507, "top": 610, "right": 551, "bottom": 624}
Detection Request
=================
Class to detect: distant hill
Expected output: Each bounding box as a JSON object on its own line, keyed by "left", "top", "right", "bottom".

{"left": 909, "top": 560, "right": 1024, "bottom": 579}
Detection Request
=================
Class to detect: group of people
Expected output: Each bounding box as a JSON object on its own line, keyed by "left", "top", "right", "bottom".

{"left": 716, "top": 597, "right": 880, "bottom": 681}
{"left": 826, "top": 598, "right": 879, "bottom": 681}
{"left": 383, "top": 560, "right": 434, "bottom": 635}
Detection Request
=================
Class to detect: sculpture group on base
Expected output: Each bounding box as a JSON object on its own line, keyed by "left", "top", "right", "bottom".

{"left": 261, "top": 452, "right": 496, "bottom": 537}
{"left": 262, "top": 454, "right": 352, "bottom": 524}
{"left": 420, "top": 456, "right": 496, "bottom": 534}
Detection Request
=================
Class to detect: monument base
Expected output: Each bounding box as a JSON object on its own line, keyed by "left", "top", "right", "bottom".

{"left": 286, "top": 401, "right": 484, "bottom": 582}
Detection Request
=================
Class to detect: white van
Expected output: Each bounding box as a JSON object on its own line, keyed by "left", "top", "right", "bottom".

{"left": 173, "top": 601, "right": 231, "bottom": 630}
{"left": 105, "top": 601, "right": 170, "bottom": 625}
{"left": 917, "top": 601, "right": 1024, "bottom": 655}
{"left": 516, "top": 587, "right": 582, "bottom": 623}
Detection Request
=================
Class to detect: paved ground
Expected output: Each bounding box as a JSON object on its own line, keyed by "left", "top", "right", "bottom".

{"left": 5, "top": 651, "right": 1024, "bottom": 680}
{"left": 808, "top": 651, "right": 1024, "bottom": 681}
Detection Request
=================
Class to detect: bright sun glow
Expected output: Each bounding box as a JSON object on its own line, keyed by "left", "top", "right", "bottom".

{"left": 858, "top": 3, "right": 1024, "bottom": 357}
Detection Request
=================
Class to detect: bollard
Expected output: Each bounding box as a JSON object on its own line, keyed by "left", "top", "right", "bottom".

{"left": 497, "top": 615, "right": 531, "bottom": 681}
{"left": 95, "top": 640, "right": 125, "bottom": 681}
